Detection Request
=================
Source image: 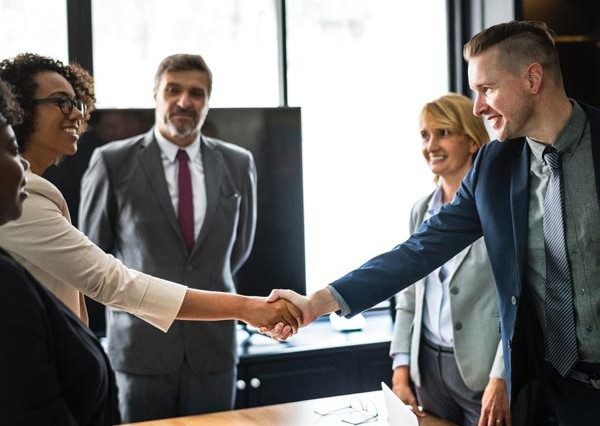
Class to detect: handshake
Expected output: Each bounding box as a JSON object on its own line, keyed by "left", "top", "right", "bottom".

{"left": 240, "top": 288, "right": 340, "bottom": 340}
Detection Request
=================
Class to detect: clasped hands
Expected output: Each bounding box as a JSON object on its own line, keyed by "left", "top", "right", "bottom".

{"left": 243, "top": 289, "right": 317, "bottom": 340}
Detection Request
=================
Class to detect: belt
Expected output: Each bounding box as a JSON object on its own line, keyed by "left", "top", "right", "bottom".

{"left": 569, "top": 370, "right": 600, "bottom": 389}
{"left": 422, "top": 338, "right": 454, "bottom": 354}
{"left": 568, "top": 362, "right": 600, "bottom": 390}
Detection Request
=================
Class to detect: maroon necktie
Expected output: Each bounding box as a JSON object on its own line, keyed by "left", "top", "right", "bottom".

{"left": 176, "top": 150, "right": 194, "bottom": 251}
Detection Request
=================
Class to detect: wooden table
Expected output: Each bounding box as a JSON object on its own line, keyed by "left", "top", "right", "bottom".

{"left": 120, "top": 391, "right": 456, "bottom": 425}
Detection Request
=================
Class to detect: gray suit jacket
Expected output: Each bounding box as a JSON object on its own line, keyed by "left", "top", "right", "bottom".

{"left": 79, "top": 128, "right": 257, "bottom": 375}
{"left": 389, "top": 191, "right": 503, "bottom": 391}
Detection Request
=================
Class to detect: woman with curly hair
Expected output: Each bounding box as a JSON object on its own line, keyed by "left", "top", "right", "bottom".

{"left": 0, "top": 77, "right": 120, "bottom": 425}
{"left": 0, "top": 54, "right": 300, "bottom": 336}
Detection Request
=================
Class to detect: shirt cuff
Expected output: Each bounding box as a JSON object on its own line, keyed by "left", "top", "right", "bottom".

{"left": 391, "top": 352, "right": 410, "bottom": 370}
{"left": 134, "top": 274, "right": 188, "bottom": 332}
{"left": 327, "top": 285, "right": 351, "bottom": 317}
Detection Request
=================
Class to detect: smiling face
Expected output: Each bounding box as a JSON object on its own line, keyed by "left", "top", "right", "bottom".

{"left": 468, "top": 47, "right": 535, "bottom": 142}
{"left": 420, "top": 120, "right": 478, "bottom": 181}
{"left": 0, "top": 121, "right": 29, "bottom": 225}
{"left": 25, "top": 71, "right": 83, "bottom": 167}
{"left": 154, "top": 70, "right": 210, "bottom": 147}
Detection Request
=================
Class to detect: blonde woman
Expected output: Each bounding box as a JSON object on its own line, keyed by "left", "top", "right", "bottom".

{"left": 389, "top": 94, "right": 509, "bottom": 426}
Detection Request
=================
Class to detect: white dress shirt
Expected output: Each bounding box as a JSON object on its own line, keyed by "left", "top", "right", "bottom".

{"left": 154, "top": 128, "right": 207, "bottom": 239}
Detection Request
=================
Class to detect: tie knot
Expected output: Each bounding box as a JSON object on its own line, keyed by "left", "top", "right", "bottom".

{"left": 543, "top": 146, "right": 561, "bottom": 171}
{"left": 176, "top": 149, "right": 190, "bottom": 163}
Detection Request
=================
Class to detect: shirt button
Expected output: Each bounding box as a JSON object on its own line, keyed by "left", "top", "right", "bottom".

{"left": 586, "top": 326, "right": 594, "bottom": 333}
{"left": 455, "top": 322, "right": 463, "bottom": 331}
{"left": 450, "top": 287, "right": 459, "bottom": 295}
{"left": 186, "top": 265, "right": 194, "bottom": 272}
{"left": 581, "top": 288, "right": 586, "bottom": 294}
{"left": 511, "top": 296, "right": 518, "bottom": 305}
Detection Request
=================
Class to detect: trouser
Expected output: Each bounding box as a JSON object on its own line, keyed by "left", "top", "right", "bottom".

{"left": 115, "top": 358, "right": 236, "bottom": 423}
{"left": 417, "top": 338, "right": 483, "bottom": 426}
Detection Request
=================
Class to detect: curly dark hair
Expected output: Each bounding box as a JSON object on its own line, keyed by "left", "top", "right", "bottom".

{"left": 0, "top": 78, "right": 23, "bottom": 127}
{"left": 0, "top": 53, "right": 95, "bottom": 152}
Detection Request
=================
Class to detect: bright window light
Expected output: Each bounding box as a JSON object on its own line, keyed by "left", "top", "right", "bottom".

{"left": 287, "top": 0, "right": 449, "bottom": 294}
{"left": 0, "top": 0, "right": 68, "bottom": 62}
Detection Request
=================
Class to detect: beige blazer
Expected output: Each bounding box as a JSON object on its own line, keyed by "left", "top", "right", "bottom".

{"left": 0, "top": 171, "right": 186, "bottom": 332}
{"left": 390, "top": 190, "right": 504, "bottom": 391}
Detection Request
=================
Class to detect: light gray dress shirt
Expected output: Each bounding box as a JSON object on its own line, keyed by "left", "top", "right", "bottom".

{"left": 525, "top": 101, "right": 600, "bottom": 363}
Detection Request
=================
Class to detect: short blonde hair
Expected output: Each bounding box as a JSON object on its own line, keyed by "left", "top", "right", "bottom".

{"left": 421, "top": 93, "right": 489, "bottom": 183}
{"left": 420, "top": 93, "right": 489, "bottom": 149}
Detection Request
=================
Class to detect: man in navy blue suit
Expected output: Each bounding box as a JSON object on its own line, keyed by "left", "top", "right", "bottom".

{"left": 267, "top": 21, "right": 600, "bottom": 423}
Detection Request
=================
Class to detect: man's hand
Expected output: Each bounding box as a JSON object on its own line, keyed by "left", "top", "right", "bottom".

{"left": 261, "top": 287, "right": 341, "bottom": 340}
{"left": 258, "top": 289, "right": 313, "bottom": 340}
{"left": 392, "top": 366, "right": 426, "bottom": 418}
{"left": 241, "top": 297, "right": 302, "bottom": 336}
{"left": 478, "top": 377, "right": 511, "bottom": 426}
{"left": 266, "top": 289, "right": 316, "bottom": 326}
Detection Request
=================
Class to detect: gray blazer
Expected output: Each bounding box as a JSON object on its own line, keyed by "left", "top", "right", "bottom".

{"left": 79, "top": 129, "right": 257, "bottom": 375}
{"left": 389, "top": 191, "right": 503, "bottom": 391}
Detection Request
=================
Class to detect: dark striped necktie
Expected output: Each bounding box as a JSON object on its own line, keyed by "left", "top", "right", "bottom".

{"left": 543, "top": 146, "right": 578, "bottom": 377}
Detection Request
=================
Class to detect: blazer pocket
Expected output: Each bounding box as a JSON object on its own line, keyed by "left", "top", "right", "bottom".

{"left": 222, "top": 191, "right": 240, "bottom": 199}
{"left": 219, "top": 191, "right": 241, "bottom": 210}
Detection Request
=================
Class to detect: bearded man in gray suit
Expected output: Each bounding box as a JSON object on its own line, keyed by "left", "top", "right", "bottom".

{"left": 79, "top": 54, "right": 257, "bottom": 423}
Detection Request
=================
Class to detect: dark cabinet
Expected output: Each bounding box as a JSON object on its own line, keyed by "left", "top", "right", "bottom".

{"left": 234, "top": 312, "right": 393, "bottom": 408}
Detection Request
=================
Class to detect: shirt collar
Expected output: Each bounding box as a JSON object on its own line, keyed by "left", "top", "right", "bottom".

{"left": 426, "top": 185, "right": 444, "bottom": 216}
{"left": 153, "top": 127, "right": 202, "bottom": 163}
{"left": 527, "top": 100, "right": 587, "bottom": 162}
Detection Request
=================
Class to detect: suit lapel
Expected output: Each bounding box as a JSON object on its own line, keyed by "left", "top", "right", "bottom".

{"left": 138, "top": 130, "right": 182, "bottom": 240}
{"left": 190, "top": 136, "right": 223, "bottom": 256}
{"left": 419, "top": 190, "right": 472, "bottom": 282}
{"left": 509, "top": 140, "right": 530, "bottom": 295}
{"left": 447, "top": 244, "right": 473, "bottom": 283}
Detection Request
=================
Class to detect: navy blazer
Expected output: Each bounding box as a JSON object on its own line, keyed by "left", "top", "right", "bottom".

{"left": 331, "top": 102, "right": 600, "bottom": 400}
{"left": 0, "top": 248, "right": 119, "bottom": 425}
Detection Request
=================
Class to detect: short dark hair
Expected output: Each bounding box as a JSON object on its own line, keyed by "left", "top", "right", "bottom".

{"left": 153, "top": 53, "right": 213, "bottom": 96}
{"left": 463, "top": 20, "right": 562, "bottom": 85}
{"left": 0, "top": 78, "right": 23, "bottom": 127}
{"left": 0, "top": 53, "right": 95, "bottom": 152}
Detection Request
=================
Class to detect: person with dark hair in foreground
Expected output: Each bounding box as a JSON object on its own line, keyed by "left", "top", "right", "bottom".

{"left": 0, "top": 78, "right": 120, "bottom": 425}
{"left": 268, "top": 21, "right": 600, "bottom": 424}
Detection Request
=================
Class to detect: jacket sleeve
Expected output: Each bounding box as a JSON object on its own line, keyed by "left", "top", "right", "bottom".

{"left": 0, "top": 152, "right": 187, "bottom": 332}
{"left": 79, "top": 148, "right": 117, "bottom": 254}
{"left": 330, "top": 148, "right": 485, "bottom": 317}
{"left": 230, "top": 151, "right": 257, "bottom": 274}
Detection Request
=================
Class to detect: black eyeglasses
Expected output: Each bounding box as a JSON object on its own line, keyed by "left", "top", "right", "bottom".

{"left": 32, "top": 96, "right": 86, "bottom": 116}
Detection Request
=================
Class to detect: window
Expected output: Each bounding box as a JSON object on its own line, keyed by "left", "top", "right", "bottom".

{"left": 287, "top": 0, "right": 449, "bottom": 293}
{"left": 0, "top": 0, "right": 68, "bottom": 61}
{"left": 92, "top": 0, "right": 279, "bottom": 107}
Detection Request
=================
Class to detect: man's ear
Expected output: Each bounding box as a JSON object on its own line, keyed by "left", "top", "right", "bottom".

{"left": 524, "top": 63, "right": 543, "bottom": 94}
